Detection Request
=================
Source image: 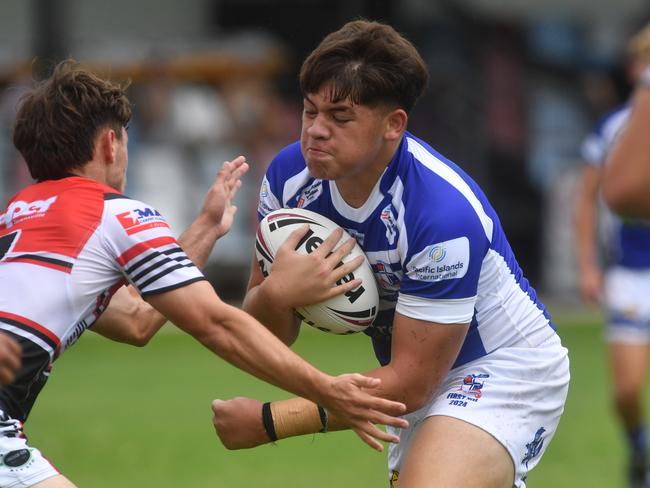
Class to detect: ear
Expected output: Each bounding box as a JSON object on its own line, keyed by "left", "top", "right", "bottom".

{"left": 97, "top": 128, "right": 118, "bottom": 163}
{"left": 384, "top": 108, "right": 407, "bottom": 142}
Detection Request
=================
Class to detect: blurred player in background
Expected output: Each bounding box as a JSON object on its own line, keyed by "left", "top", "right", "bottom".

{"left": 602, "top": 29, "right": 650, "bottom": 219}
{"left": 0, "top": 60, "right": 408, "bottom": 487}
{"left": 574, "top": 24, "right": 650, "bottom": 488}
{"left": 212, "top": 19, "right": 570, "bottom": 488}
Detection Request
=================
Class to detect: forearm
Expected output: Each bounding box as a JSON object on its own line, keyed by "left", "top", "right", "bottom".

{"left": 178, "top": 212, "right": 222, "bottom": 268}
{"left": 261, "top": 363, "right": 431, "bottom": 440}
{"left": 191, "top": 300, "right": 330, "bottom": 403}
{"left": 242, "top": 282, "right": 301, "bottom": 345}
{"left": 327, "top": 363, "right": 434, "bottom": 429}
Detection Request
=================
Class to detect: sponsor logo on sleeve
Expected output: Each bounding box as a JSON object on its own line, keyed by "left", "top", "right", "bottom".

{"left": 258, "top": 177, "right": 277, "bottom": 217}
{"left": 0, "top": 196, "right": 57, "bottom": 228}
{"left": 116, "top": 207, "right": 169, "bottom": 235}
{"left": 406, "top": 237, "right": 469, "bottom": 282}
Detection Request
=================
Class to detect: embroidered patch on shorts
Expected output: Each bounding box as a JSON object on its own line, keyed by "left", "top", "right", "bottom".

{"left": 521, "top": 427, "right": 546, "bottom": 467}
{"left": 446, "top": 373, "right": 490, "bottom": 407}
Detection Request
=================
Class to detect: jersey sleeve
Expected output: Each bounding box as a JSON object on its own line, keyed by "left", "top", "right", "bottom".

{"left": 396, "top": 194, "right": 491, "bottom": 325}
{"left": 257, "top": 174, "right": 282, "bottom": 221}
{"left": 257, "top": 142, "right": 306, "bottom": 220}
{"left": 101, "top": 196, "right": 205, "bottom": 297}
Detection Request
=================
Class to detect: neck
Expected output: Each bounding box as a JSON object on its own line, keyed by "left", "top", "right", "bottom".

{"left": 70, "top": 159, "right": 107, "bottom": 185}
{"left": 335, "top": 137, "right": 400, "bottom": 208}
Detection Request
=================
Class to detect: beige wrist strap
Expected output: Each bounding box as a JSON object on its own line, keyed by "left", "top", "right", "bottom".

{"left": 268, "top": 398, "right": 327, "bottom": 439}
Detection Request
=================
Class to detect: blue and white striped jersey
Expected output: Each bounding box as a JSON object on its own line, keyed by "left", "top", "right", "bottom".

{"left": 258, "top": 132, "right": 557, "bottom": 368}
{"left": 581, "top": 105, "right": 650, "bottom": 269}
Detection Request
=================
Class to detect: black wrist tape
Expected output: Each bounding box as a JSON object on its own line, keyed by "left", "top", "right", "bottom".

{"left": 262, "top": 401, "right": 278, "bottom": 442}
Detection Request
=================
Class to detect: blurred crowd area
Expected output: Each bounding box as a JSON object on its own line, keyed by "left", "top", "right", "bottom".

{"left": 0, "top": 0, "right": 648, "bottom": 301}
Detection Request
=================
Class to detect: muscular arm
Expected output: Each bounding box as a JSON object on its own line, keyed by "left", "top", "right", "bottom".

{"left": 573, "top": 164, "right": 603, "bottom": 304}
{"left": 145, "top": 280, "right": 408, "bottom": 448}
{"left": 603, "top": 88, "right": 650, "bottom": 217}
{"left": 212, "top": 311, "right": 468, "bottom": 448}
{"left": 92, "top": 156, "right": 248, "bottom": 345}
{"left": 361, "top": 313, "right": 469, "bottom": 411}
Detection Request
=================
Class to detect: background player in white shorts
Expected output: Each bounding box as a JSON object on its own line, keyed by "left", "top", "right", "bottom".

{"left": 0, "top": 60, "right": 409, "bottom": 488}
{"left": 574, "top": 24, "right": 650, "bottom": 488}
{"left": 211, "top": 20, "right": 570, "bottom": 488}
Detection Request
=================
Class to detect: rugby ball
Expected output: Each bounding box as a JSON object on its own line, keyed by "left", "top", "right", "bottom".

{"left": 255, "top": 208, "right": 378, "bottom": 334}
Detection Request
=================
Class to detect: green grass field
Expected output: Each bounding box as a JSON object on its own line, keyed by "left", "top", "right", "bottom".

{"left": 27, "top": 308, "right": 629, "bottom": 487}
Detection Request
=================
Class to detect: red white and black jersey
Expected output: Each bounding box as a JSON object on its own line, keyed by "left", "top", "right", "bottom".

{"left": 0, "top": 176, "right": 205, "bottom": 420}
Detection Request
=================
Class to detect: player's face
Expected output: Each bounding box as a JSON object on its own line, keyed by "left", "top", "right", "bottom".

{"left": 300, "top": 87, "right": 394, "bottom": 181}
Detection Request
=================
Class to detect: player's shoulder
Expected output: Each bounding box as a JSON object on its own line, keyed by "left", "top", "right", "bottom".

{"left": 102, "top": 194, "right": 167, "bottom": 230}
{"left": 262, "top": 141, "right": 310, "bottom": 204}
{"left": 397, "top": 133, "right": 494, "bottom": 242}
{"left": 400, "top": 134, "right": 483, "bottom": 208}
{"left": 268, "top": 141, "right": 305, "bottom": 174}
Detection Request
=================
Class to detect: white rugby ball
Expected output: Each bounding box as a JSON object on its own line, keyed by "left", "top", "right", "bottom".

{"left": 255, "top": 208, "right": 378, "bottom": 335}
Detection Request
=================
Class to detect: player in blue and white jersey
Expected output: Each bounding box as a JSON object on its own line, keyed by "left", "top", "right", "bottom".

{"left": 212, "top": 20, "right": 569, "bottom": 488}
{"left": 574, "top": 24, "right": 650, "bottom": 488}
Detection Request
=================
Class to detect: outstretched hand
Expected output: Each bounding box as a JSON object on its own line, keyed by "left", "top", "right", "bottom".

{"left": 200, "top": 156, "right": 249, "bottom": 239}
{"left": 320, "top": 373, "right": 408, "bottom": 452}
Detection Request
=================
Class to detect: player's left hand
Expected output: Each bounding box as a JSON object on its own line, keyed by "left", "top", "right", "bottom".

{"left": 200, "top": 156, "right": 249, "bottom": 239}
{"left": 211, "top": 397, "right": 269, "bottom": 449}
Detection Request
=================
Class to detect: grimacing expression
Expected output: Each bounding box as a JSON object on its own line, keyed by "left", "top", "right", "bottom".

{"left": 300, "top": 87, "right": 391, "bottom": 181}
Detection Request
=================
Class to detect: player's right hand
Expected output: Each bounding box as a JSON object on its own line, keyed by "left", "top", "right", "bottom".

{"left": 319, "top": 373, "right": 408, "bottom": 452}
{"left": 0, "top": 333, "right": 21, "bottom": 385}
{"left": 211, "top": 397, "right": 269, "bottom": 450}
{"left": 265, "top": 225, "right": 365, "bottom": 309}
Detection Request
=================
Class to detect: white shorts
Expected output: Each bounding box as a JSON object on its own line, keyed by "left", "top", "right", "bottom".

{"left": 0, "top": 414, "right": 59, "bottom": 488}
{"left": 604, "top": 267, "right": 650, "bottom": 344}
{"left": 386, "top": 335, "right": 569, "bottom": 488}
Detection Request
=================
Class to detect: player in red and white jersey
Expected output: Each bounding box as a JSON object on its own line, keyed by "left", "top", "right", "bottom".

{"left": 0, "top": 60, "right": 408, "bottom": 488}
{"left": 0, "top": 175, "right": 209, "bottom": 421}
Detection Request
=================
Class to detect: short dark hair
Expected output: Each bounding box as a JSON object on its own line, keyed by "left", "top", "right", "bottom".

{"left": 299, "top": 19, "right": 429, "bottom": 113}
{"left": 13, "top": 59, "right": 132, "bottom": 181}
